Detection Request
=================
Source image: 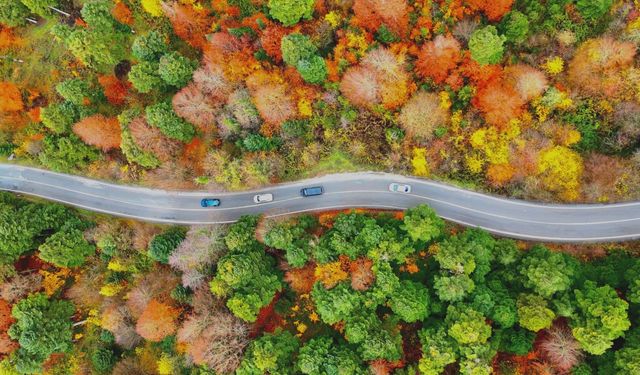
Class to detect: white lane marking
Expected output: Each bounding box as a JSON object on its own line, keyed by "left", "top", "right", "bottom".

{"left": 3, "top": 165, "right": 640, "bottom": 210}
{"left": 2, "top": 179, "right": 640, "bottom": 225}
{"left": 0, "top": 189, "right": 636, "bottom": 242}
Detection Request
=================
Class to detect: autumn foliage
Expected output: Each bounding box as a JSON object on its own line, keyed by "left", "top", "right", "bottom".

{"left": 162, "top": 2, "right": 212, "bottom": 49}
{"left": 416, "top": 35, "right": 462, "bottom": 84}
{"left": 135, "top": 299, "right": 178, "bottom": 342}
{"left": 352, "top": 0, "right": 410, "bottom": 36}
{"left": 72, "top": 115, "right": 122, "bottom": 151}
{"left": 98, "top": 75, "right": 130, "bottom": 106}
{"left": 0, "top": 82, "right": 23, "bottom": 112}
{"left": 466, "top": 0, "right": 514, "bottom": 21}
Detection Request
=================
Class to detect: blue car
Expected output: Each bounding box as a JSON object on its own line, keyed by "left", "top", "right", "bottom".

{"left": 301, "top": 186, "right": 324, "bottom": 197}
{"left": 200, "top": 198, "right": 221, "bottom": 208}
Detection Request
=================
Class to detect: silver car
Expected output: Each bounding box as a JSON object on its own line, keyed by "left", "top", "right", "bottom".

{"left": 389, "top": 183, "right": 411, "bottom": 193}
{"left": 253, "top": 193, "right": 274, "bottom": 203}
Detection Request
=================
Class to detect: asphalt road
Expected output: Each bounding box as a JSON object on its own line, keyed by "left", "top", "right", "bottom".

{"left": 1, "top": 164, "right": 639, "bottom": 243}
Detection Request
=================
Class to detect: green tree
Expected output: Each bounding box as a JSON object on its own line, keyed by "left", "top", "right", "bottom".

{"left": 493, "top": 238, "right": 520, "bottom": 266}
{"left": 498, "top": 328, "right": 535, "bottom": 355}
{"left": 500, "top": 11, "right": 529, "bottom": 44}
{"left": 468, "top": 26, "right": 505, "bottom": 65}
{"left": 312, "top": 282, "right": 362, "bottom": 325}
{"left": 40, "top": 101, "right": 79, "bottom": 134}
{"left": 55, "top": 79, "right": 93, "bottom": 106}
{"left": 418, "top": 325, "right": 458, "bottom": 375}
{"left": 237, "top": 330, "right": 299, "bottom": 375}
{"left": 517, "top": 293, "right": 555, "bottom": 332}
{"left": 296, "top": 55, "right": 327, "bottom": 84}
{"left": 434, "top": 273, "right": 475, "bottom": 302}
{"left": 39, "top": 134, "right": 100, "bottom": 172}
{"left": 615, "top": 347, "right": 640, "bottom": 374}
{"left": 264, "top": 219, "right": 313, "bottom": 268}
{"left": 0, "top": 0, "right": 30, "bottom": 27}
{"left": 145, "top": 101, "right": 195, "bottom": 142}
{"left": 90, "top": 348, "right": 116, "bottom": 373}
{"left": 313, "top": 212, "right": 384, "bottom": 262}
{"left": 158, "top": 52, "right": 196, "bottom": 88}
{"left": 389, "top": 280, "right": 430, "bottom": 322}
{"left": 240, "top": 134, "right": 282, "bottom": 152}
{"left": 571, "top": 281, "right": 630, "bottom": 355}
{"left": 129, "top": 61, "right": 164, "bottom": 93}
{"left": 445, "top": 304, "right": 491, "bottom": 345}
{"left": 148, "top": 227, "right": 186, "bottom": 264}
{"left": 224, "top": 215, "right": 261, "bottom": 253}
{"left": 297, "top": 336, "right": 366, "bottom": 375}
{"left": 20, "top": 0, "right": 57, "bottom": 18}
{"left": 401, "top": 204, "right": 444, "bottom": 243}
{"left": 38, "top": 228, "right": 95, "bottom": 267}
{"left": 132, "top": 31, "right": 168, "bottom": 62}
{"left": 7, "top": 293, "right": 74, "bottom": 374}
{"left": 576, "top": 0, "right": 612, "bottom": 21}
{"left": 268, "top": 0, "right": 314, "bottom": 26}
{"left": 519, "top": 245, "right": 576, "bottom": 297}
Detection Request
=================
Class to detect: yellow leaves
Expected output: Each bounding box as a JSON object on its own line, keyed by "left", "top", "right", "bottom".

{"left": 538, "top": 146, "right": 583, "bottom": 201}
{"left": 298, "top": 98, "right": 313, "bottom": 117}
{"left": 309, "top": 312, "right": 319, "bottom": 322}
{"left": 295, "top": 321, "right": 308, "bottom": 335}
{"left": 543, "top": 56, "right": 564, "bottom": 75}
{"left": 157, "top": 354, "right": 174, "bottom": 375}
{"left": 346, "top": 32, "right": 369, "bottom": 56}
{"left": 324, "top": 11, "right": 341, "bottom": 28}
{"left": 411, "top": 147, "right": 430, "bottom": 177}
{"left": 107, "top": 259, "right": 127, "bottom": 272}
{"left": 465, "top": 154, "right": 485, "bottom": 174}
{"left": 141, "top": 0, "right": 163, "bottom": 17}
{"left": 470, "top": 123, "right": 519, "bottom": 166}
{"left": 39, "top": 269, "right": 71, "bottom": 296}
{"left": 438, "top": 91, "right": 452, "bottom": 110}
{"left": 100, "top": 283, "right": 125, "bottom": 297}
{"left": 87, "top": 309, "right": 101, "bottom": 326}
{"left": 314, "top": 261, "right": 348, "bottom": 289}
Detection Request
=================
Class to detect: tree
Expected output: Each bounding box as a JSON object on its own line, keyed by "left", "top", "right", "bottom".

{"left": 19, "top": 0, "right": 57, "bottom": 18}
{"left": 55, "top": 78, "right": 93, "bottom": 106}
{"left": 499, "top": 327, "right": 535, "bottom": 355}
{"left": 571, "top": 281, "right": 630, "bottom": 355}
{"left": 517, "top": 293, "right": 555, "bottom": 332}
{"left": 72, "top": 115, "right": 122, "bottom": 151}
{"left": 537, "top": 145, "right": 583, "bottom": 201}
{"left": 236, "top": 330, "right": 299, "bottom": 375}
{"left": 91, "top": 348, "right": 116, "bottom": 373}
{"left": 402, "top": 204, "right": 444, "bottom": 243}
{"left": 7, "top": 293, "right": 74, "bottom": 374}
{"left": 40, "top": 101, "right": 79, "bottom": 134}
{"left": 129, "top": 61, "right": 164, "bottom": 93}
{"left": 135, "top": 299, "right": 178, "bottom": 342}
{"left": 296, "top": 55, "right": 327, "bottom": 84}
{"left": 615, "top": 347, "right": 640, "bottom": 375}
{"left": 158, "top": 52, "right": 197, "bottom": 88}
{"left": 468, "top": 26, "right": 505, "bottom": 65}
{"left": 145, "top": 101, "right": 195, "bottom": 142}
{"left": 98, "top": 75, "right": 130, "bottom": 106}
{"left": 38, "top": 228, "right": 95, "bottom": 268}
{"left": 467, "top": 0, "right": 514, "bottom": 21}
{"left": 132, "top": 31, "right": 168, "bottom": 62}
{"left": 445, "top": 304, "right": 491, "bottom": 345}
{"left": 161, "top": 1, "right": 212, "bottom": 49}
{"left": 297, "top": 336, "right": 366, "bottom": 375}
{"left": 398, "top": 91, "right": 449, "bottom": 141}
{"left": 539, "top": 323, "right": 583, "bottom": 373}
{"left": 519, "top": 245, "right": 576, "bottom": 297}
{"left": 264, "top": 219, "right": 313, "bottom": 268}
{"left": 252, "top": 83, "right": 296, "bottom": 125}
{"left": 268, "top": 0, "right": 314, "bottom": 26}
{"left": 352, "top": 0, "right": 410, "bottom": 36}
{"left": 500, "top": 11, "right": 529, "bottom": 44}
{"left": 415, "top": 35, "right": 461, "bottom": 83}
{"left": 0, "top": 1, "right": 29, "bottom": 27}
{"left": 311, "top": 282, "right": 362, "bottom": 325}
{"left": 172, "top": 83, "right": 219, "bottom": 129}
{"left": 38, "top": 134, "right": 100, "bottom": 172}
{"left": 148, "top": 227, "right": 186, "bottom": 264}
{"left": 389, "top": 280, "right": 430, "bottom": 322}
{"left": 418, "top": 325, "right": 458, "bottom": 375}
{"left": 0, "top": 82, "right": 24, "bottom": 112}
{"left": 434, "top": 273, "right": 475, "bottom": 302}
{"left": 576, "top": 0, "right": 612, "bottom": 21}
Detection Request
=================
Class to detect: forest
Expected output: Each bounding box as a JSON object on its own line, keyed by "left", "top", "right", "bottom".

{"left": 0, "top": 0, "right": 639, "bottom": 202}
{"left": 0, "top": 192, "right": 639, "bottom": 374}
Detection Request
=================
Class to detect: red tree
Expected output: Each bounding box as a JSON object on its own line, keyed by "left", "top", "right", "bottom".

{"left": 162, "top": 1, "right": 212, "bottom": 49}
{"left": 467, "top": 0, "right": 514, "bottom": 21}
{"left": 415, "top": 35, "right": 461, "bottom": 84}
{"left": 72, "top": 115, "right": 122, "bottom": 151}
{"left": 352, "top": 0, "right": 410, "bottom": 36}
{"left": 172, "top": 83, "right": 220, "bottom": 130}
{"left": 129, "top": 117, "right": 182, "bottom": 162}
{"left": 260, "top": 24, "right": 288, "bottom": 62}
{"left": 0, "top": 82, "right": 23, "bottom": 113}
{"left": 472, "top": 78, "right": 524, "bottom": 128}
{"left": 98, "top": 75, "right": 130, "bottom": 106}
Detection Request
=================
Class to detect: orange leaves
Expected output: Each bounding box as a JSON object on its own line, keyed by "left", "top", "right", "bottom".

{"left": 172, "top": 83, "right": 220, "bottom": 130}
{"left": 415, "top": 34, "right": 461, "bottom": 84}
{"left": 112, "top": 1, "right": 134, "bottom": 25}
{"left": 135, "top": 299, "right": 178, "bottom": 342}
{"left": 98, "top": 75, "right": 130, "bottom": 106}
{"left": 252, "top": 83, "right": 296, "bottom": 126}
{"left": 0, "top": 82, "right": 23, "bottom": 113}
{"left": 473, "top": 78, "right": 524, "bottom": 129}
{"left": 340, "top": 67, "right": 381, "bottom": 107}
{"left": 568, "top": 37, "right": 637, "bottom": 99}
{"left": 466, "top": 0, "right": 514, "bottom": 21}
{"left": 72, "top": 115, "right": 122, "bottom": 152}
{"left": 260, "top": 24, "right": 288, "bottom": 62}
{"left": 352, "top": 0, "right": 410, "bottom": 37}
{"left": 0, "top": 299, "right": 12, "bottom": 332}
{"left": 162, "top": 1, "right": 213, "bottom": 50}
{"left": 486, "top": 163, "right": 516, "bottom": 187}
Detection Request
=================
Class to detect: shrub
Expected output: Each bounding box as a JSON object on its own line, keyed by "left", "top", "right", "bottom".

{"left": 267, "top": 0, "right": 314, "bottom": 26}
{"left": 145, "top": 101, "right": 196, "bottom": 142}
{"left": 158, "top": 52, "right": 197, "bottom": 88}
{"left": 469, "top": 26, "right": 506, "bottom": 65}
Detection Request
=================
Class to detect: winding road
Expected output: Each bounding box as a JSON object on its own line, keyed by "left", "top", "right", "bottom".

{"left": 1, "top": 164, "right": 639, "bottom": 242}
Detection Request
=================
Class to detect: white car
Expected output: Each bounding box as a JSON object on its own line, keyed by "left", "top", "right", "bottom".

{"left": 389, "top": 183, "right": 412, "bottom": 193}
{"left": 253, "top": 193, "right": 274, "bottom": 203}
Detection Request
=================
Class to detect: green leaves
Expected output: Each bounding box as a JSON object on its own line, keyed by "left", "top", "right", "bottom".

{"left": 38, "top": 228, "right": 95, "bottom": 267}
{"left": 132, "top": 31, "right": 168, "bottom": 62}
{"left": 297, "top": 336, "right": 366, "bottom": 375}
{"left": 469, "top": 26, "right": 506, "bottom": 65}
{"left": 129, "top": 61, "right": 164, "bottom": 93}
{"left": 148, "top": 227, "right": 186, "bottom": 264}
{"left": 38, "top": 134, "right": 100, "bottom": 172}
{"left": 268, "top": 0, "right": 314, "bottom": 26}
{"left": 237, "top": 330, "right": 299, "bottom": 375}
{"left": 145, "top": 101, "right": 195, "bottom": 142}
{"left": 402, "top": 205, "right": 444, "bottom": 243}
{"left": 0, "top": 0, "right": 30, "bottom": 27}
{"left": 8, "top": 293, "right": 74, "bottom": 373}
{"left": 519, "top": 245, "right": 576, "bottom": 298}
{"left": 517, "top": 293, "right": 555, "bottom": 332}
{"left": 158, "top": 52, "right": 197, "bottom": 88}
{"left": 280, "top": 33, "right": 327, "bottom": 84}
{"left": 389, "top": 280, "right": 430, "bottom": 323}
{"left": 445, "top": 304, "right": 492, "bottom": 345}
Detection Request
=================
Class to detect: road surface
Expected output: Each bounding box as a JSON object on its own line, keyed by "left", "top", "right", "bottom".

{"left": 1, "top": 164, "right": 639, "bottom": 242}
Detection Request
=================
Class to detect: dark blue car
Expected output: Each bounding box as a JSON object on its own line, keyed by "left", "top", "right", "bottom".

{"left": 301, "top": 186, "right": 324, "bottom": 197}
{"left": 200, "top": 198, "right": 221, "bottom": 208}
